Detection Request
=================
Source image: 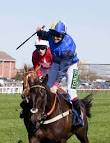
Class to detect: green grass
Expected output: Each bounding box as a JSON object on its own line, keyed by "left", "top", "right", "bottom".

{"left": 0, "top": 92, "right": 110, "bottom": 143}
{"left": 0, "top": 94, "right": 28, "bottom": 143}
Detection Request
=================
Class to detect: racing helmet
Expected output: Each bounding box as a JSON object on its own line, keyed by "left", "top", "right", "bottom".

{"left": 35, "top": 38, "right": 49, "bottom": 47}
{"left": 50, "top": 20, "right": 67, "bottom": 35}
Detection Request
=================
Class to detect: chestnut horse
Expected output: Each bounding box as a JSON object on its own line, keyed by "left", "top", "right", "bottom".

{"left": 21, "top": 68, "right": 93, "bottom": 143}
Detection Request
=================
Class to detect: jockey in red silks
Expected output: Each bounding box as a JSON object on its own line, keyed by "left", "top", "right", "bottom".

{"left": 36, "top": 20, "right": 84, "bottom": 127}
{"left": 20, "top": 39, "right": 53, "bottom": 119}
{"left": 32, "top": 38, "right": 53, "bottom": 77}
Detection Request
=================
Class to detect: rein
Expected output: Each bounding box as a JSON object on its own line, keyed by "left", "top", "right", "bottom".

{"left": 47, "top": 93, "right": 57, "bottom": 116}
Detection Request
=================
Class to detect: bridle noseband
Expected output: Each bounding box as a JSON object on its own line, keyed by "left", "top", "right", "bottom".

{"left": 30, "top": 84, "right": 57, "bottom": 117}
{"left": 30, "top": 85, "right": 45, "bottom": 90}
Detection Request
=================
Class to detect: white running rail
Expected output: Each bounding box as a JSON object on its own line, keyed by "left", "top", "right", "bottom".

{"left": 0, "top": 86, "right": 23, "bottom": 94}
{"left": 0, "top": 87, "right": 110, "bottom": 94}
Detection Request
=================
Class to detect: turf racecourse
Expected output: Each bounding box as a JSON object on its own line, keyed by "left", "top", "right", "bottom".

{"left": 0, "top": 92, "right": 110, "bottom": 143}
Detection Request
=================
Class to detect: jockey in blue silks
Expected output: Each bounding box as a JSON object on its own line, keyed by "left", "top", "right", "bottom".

{"left": 37, "top": 20, "right": 84, "bottom": 127}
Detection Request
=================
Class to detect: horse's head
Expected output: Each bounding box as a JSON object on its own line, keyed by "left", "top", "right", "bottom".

{"left": 22, "top": 65, "right": 38, "bottom": 99}
{"left": 29, "top": 74, "right": 48, "bottom": 128}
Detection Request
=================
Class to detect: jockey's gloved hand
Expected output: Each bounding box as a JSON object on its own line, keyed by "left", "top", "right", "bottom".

{"left": 50, "top": 82, "right": 59, "bottom": 94}
{"left": 36, "top": 25, "right": 45, "bottom": 32}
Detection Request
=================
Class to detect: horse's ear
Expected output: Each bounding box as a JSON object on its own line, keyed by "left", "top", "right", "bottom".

{"left": 40, "top": 74, "right": 48, "bottom": 85}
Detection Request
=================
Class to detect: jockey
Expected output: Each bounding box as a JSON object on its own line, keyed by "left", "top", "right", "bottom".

{"left": 36, "top": 20, "right": 84, "bottom": 127}
{"left": 20, "top": 38, "right": 53, "bottom": 119}
{"left": 32, "top": 38, "right": 53, "bottom": 77}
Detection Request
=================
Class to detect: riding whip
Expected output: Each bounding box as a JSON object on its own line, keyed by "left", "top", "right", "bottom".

{"left": 16, "top": 25, "right": 45, "bottom": 50}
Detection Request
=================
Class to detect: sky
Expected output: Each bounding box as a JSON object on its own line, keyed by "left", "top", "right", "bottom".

{"left": 0, "top": 0, "right": 110, "bottom": 69}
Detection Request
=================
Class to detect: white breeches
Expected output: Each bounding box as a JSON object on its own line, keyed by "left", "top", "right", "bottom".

{"left": 67, "top": 63, "right": 79, "bottom": 100}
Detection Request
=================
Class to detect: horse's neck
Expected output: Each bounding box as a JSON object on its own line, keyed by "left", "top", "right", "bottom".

{"left": 46, "top": 89, "right": 55, "bottom": 106}
{"left": 46, "top": 89, "right": 70, "bottom": 115}
{"left": 56, "top": 93, "right": 70, "bottom": 111}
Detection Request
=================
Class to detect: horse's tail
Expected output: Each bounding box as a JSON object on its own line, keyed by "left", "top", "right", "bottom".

{"left": 81, "top": 93, "right": 93, "bottom": 118}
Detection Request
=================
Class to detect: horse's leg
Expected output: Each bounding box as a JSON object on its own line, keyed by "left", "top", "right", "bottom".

{"left": 75, "top": 128, "right": 89, "bottom": 143}
{"left": 75, "top": 133, "right": 89, "bottom": 143}
{"left": 74, "top": 110, "right": 90, "bottom": 143}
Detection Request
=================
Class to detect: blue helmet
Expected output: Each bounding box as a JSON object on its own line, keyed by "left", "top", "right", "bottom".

{"left": 50, "top": 20, "right": 66, "bottom": 34}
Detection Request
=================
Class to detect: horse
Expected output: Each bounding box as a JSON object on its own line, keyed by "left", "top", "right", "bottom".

{"left": 20, "top": 65, "right": 39, "bottom": 133}
{"left": 24, "top": 72, "right": 93, "bottom": 143}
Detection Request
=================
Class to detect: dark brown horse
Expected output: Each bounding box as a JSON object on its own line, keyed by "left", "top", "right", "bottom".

{"left": 23, "top": 72, "right": 93, "bottom": 143}
{"left": 20, "top": 65, "right": 38, "bottom": 133}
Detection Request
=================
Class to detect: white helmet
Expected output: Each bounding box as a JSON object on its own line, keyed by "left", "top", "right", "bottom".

{"left": 35, "top": 38, "right": 49, "bottom": 47}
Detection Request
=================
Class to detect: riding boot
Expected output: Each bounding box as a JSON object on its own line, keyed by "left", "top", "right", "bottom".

{"left": 72, "top": 98, "right": 84, "bottom": 127}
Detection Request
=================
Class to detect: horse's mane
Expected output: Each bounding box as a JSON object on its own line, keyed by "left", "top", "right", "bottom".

{"left": 23, "top": 64, "right": 34, "bottom": 73}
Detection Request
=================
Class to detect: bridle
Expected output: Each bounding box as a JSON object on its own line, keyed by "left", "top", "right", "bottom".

{"left": 30, "top": 84, "right": 57, "bottom": 117}
{"left": 30, "top": 85, "right": 45, "bottom": 90}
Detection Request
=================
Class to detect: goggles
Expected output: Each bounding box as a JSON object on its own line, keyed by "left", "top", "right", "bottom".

{"left": 35, "top": 45, "right": 47, "bottom": 51}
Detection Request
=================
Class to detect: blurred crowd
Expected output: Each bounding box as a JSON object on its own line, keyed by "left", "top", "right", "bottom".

{"left": 78, "top": 80, "right": 110, "bottom": 89}
{"left": 0, "top": 77, "right": 110, "bottom": 89}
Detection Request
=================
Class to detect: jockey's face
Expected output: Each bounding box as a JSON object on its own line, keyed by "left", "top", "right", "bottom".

{"left": 53, "top": 36, "right": 62, "bottom": 43}
{"left": 39, "top": 48, "right": 46, "bottom": 56}
{"left": 36, "top": 45, "right": 47, "bottom": 56}
{"left": 52, "top": 32, "right": 64, "bottom": 43}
